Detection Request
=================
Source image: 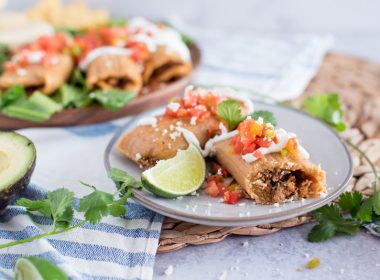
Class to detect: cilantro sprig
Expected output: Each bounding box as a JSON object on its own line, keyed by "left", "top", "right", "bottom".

{"left": 0, "top": 168, "right": 138, "bottom": 249}
{"left": 303, "top": 92, "right": 380, "bottom": 242}
{"left": 304, "top": 93, "right": 346, "bottom": 132}
{"left": 216, "top": 100, "right": 244, "bottom": 130}
{"left": 251, "top": 110, "right": 277, "bottom": 126}
{"left": 308, "top": 191, "right": 380, "bottom": 242}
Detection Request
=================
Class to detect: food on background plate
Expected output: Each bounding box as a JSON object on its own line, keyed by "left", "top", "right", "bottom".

{"left": 0, "top": 131, "right": 36, "bottom": 212}
{"left": 0, "top": 34, "right": 74, "bottom": 94}
{"left": 117, "top": 86, "right": 326, "bottom": 205}
{"left": 0, "top": 11, "right": 193, "bottom": 122}
{"left": 27, "top": 0, "right": 109, "bottom": 30}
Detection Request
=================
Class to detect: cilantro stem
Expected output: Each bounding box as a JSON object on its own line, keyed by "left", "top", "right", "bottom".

{"left": 0, "top": 220, "right": 87, "bottom": 249}
{"left": 345, "top": 139, "right": 379, "bottom": 192}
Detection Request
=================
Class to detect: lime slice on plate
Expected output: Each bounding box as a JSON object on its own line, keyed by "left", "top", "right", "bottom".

{"left": 141, "top": 144, "right": 206, "bottom": 198}
{"left": 14, "top": 257, "right": 68, "bottom": 280}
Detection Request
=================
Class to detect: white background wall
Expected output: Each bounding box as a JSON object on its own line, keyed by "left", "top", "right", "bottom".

{"left": 5, "top": 0, "right": 380, "bottom": 61}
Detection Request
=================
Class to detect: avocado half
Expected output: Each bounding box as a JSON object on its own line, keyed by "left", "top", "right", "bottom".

{"left": 0, "top": 132, "right": 36, "bottom": 213}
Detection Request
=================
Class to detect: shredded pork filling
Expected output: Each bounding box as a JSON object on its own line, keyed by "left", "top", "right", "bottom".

{"left": 250, "top": 168, "right": 313, "bottom": 204}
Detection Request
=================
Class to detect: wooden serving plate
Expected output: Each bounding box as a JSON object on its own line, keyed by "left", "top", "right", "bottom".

{"left": 0, "top": 43, "right": 201, "bottom": 129}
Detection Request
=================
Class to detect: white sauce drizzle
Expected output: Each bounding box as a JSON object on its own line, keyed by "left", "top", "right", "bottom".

{"left": 176, "top": 127, "right": 238, "bottom": 157}
{"left": 128, "top": 17, "right": 191, "bottom": 61}
{"left": 79, "top": 46, "right": 132, "bottom": 71}
{"left": 12, "top": 50, "right": 45, "bottom": 64}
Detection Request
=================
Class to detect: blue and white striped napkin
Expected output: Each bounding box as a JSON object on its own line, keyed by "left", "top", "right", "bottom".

{"left": 0, "top": 28, "right": 332, "bottom": 279}
{"left": 0, "top": 124, "right": 163, "bottom": 280}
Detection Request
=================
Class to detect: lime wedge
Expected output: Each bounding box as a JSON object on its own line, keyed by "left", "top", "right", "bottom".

{"left": 14, "top": 257, "right": 68, "bottom": 280}
{"left": 141, "top": 144, "right": 206, "bottom": 198}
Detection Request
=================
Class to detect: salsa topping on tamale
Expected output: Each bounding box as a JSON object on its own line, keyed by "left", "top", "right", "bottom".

{"left": 2, "top": 33, "right": 71, "bottom": 71}
{"left": 230, "top": 117, "right": 310, "bottom": 162}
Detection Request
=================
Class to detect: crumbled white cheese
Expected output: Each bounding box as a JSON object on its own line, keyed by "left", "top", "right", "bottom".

{"left": 167, "top": 102, "right": 180, "bottom": 112}
{"left": 256, "top": 117, "right": 264, "bottom": 125}
{"left": 238, "top": 203, "right": 246, "bottom": 207}
{"left": 164, "top": 265, "right": 174, "bottom": 276}
{"left": 304, "top": 253, "right": 310, "bottom": 259}
{"left": 287, "top": 162, "right": 295, "bottom": 167}
{"left": 162, "top": 129, "right": 168, "bottom": 135}
{"left": 135, "top": 153, "right": 142, "bottom": 160}
{"left": 176, "top": 121, "right": 183, "bottom": 126}
{"left": 138, "top": 116, "right": 157, "bottom": 127}
{"left": 242, "top": 241, "right": 249, "bottom": 247}
{"left": 176, "top": 196, "right": 183, "bottom": 200}
{"left": 169, "top": 124, "right": 175, "bottom": 131}
{"left": 273, "top": 203, "right": 280, "bottom": 208}
{"left": 16, "top": 68, "right": 27, "bottom": 76}
{"left": 190, "top": 116, "right": 197, "bottom": 126}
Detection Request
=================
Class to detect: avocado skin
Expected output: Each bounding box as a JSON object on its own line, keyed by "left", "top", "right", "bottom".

{"left": 0, "top": 138, "right": 36, "bottom": 214}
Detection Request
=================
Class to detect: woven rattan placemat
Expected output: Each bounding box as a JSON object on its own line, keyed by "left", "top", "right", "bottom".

{"left": 158, "top": 53, "right": 380, "bottom": 253}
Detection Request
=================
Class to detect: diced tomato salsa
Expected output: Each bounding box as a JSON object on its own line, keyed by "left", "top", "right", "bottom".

{"left": 230, "top": 118, "right": 298, "bottom": 159}
{"left": 205, "top": 162, "right": 241, "bottom": 204}
{"left": 164, "top": 87, "right": 224, "bottom": 120}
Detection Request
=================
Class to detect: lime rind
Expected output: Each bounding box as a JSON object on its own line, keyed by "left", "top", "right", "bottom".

{"left": 141, "top": 144, "right": 206, "bottom": 198}
{"left": 14, "top": 257, "right": 68, "bottom": 280}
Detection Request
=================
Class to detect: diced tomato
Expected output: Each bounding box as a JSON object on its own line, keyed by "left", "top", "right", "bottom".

{"left": 273, "top": 136, "right": 279, "bottom": 144}
{"left": 206, "top": 181, "right": 220, "bottom": 197}
{"left": 224, "top": 191, "right": 240, "bottom": 204}
{"left": 285, "top": 138, "right": 298, "bottom": 155}
{"left": 253, "top": 150, "right": 265, "bottom": 159}
{"left": 188, "top": 108, "right": 205, "bottom": 117}
{"left": 244, "top": 142, "right": 257, "bottom": 154}
{"left": 217, "top": 182, "right": 227, "bottom": 194}
{"left": 232, "top": 138, "right": 244, "bottom": 154}
{"left": 255, "top": 137, "right": 271, "bottom": 148}
{"left": 210, "top": 163, "right": 229, "bottom": 177}
{"left": 249, "top": 120, "right": 263, "bottom": 136}
{"left": 4, "top": 62, "right": 17, "bottom": 72}
{"left": 207, "top": 174, "right": 223, "bottom": 183}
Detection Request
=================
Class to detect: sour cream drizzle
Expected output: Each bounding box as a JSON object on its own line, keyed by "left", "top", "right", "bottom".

{"left": 128, "top": 17, "right": 191, "bottom": 61}
{"left": 176, "top": 127, "right": 238, "bottom": 157}
{"left": 12, "top": 50, "right": 45, "bottom": 64}
{"left": 79, "top": 46, "right": 132, "bottom": 71}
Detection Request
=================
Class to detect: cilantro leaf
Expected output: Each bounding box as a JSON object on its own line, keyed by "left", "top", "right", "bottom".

{"left": 304, "top": 93, "right": 346, "bottom": 132}
{"left": 338, "top": 191, "right": 363, "bottom": 217}
{"left": 16, "top": 188, "right": 74, "bottom": 230}
{"left": 251, "top": 110, "right": 277, "bottom": 126}
{"left": 357, "top": 197, "right": 374, "bottom": 222}
{"left": 109, "top": 168, "right": 142, "bottom": 195}
{"left": 216, "top": 100, "right": 244, "bottom": 130}
{"left": 308, "top": 220, "right": 336, "bottom": 242}
{"left": 308, "top": 204, "right": 360, "bottom": 242}
{"left": 109, "top": 193, "right": 130, "bottom": 218}
{"left": 16, "top": 198, "right": 51, "bottom": 217}
{"left": 90, "top": 89, "right": 137, "bottom": 111}
{"left": 78, "top": 190, "right": 114, "bottom": 224}
{"left": 0, "top": 85, "right": 27, "bottom": 109}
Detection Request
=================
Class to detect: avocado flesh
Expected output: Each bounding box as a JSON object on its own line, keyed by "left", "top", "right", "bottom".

{"left": 0, "top": 132, "right": 36, "bottom": 213}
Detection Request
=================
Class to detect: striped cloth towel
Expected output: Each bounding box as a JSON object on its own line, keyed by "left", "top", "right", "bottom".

{"left": 0, "top": 30, "right": 332, "bottom": 279}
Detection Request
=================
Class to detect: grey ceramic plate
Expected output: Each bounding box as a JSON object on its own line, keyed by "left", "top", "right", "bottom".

{"left": 104, "top": 102, "right": 353, "bottom": 226}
